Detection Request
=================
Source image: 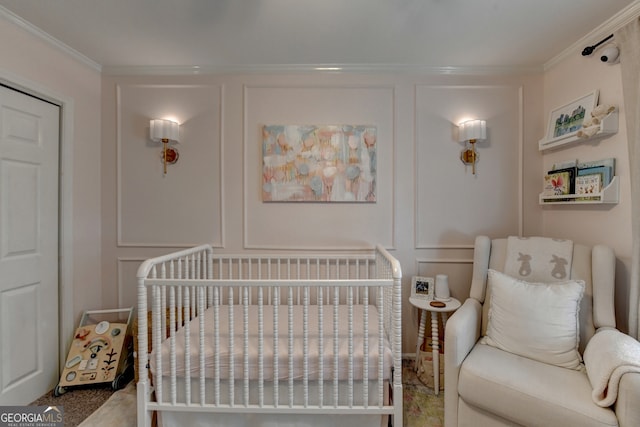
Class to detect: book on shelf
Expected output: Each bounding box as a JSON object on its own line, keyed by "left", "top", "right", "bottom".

{"left": 577, "top": 158, "right": 615, "bottom": 188}
{"left": 551, "top": 159, "right": 578, "bottom": 171}
{"left": 547, "top": 166, "right": 576, "bottom": 194}
{"left": 543, "top": 171, "right": 571, "bottom": 197}
{"left": 577, "top": 157, "right": 615, "bottom": 170}
{"left": 575, "top": 174, "right": 602, "bottom": 201}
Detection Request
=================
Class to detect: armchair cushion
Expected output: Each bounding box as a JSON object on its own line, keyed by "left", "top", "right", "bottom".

{"left": 482, "top": 269, "right": 585, "bottom": 370}
{"left": 459, "top": 343, "right": 618, "bottom": 427}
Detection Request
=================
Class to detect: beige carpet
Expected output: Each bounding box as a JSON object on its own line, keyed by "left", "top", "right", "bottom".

{"left": 77, "top": 359, "right": 443, "bottom": 427}
{"left": 29, "top": 383, "right": 116, "bottom": 427}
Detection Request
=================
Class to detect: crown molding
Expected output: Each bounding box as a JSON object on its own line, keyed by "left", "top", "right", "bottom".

{"left": 544, "top": 0, "right": 640, "bottom": 71}
{"left": 101, "top": 63, "right": 543, "bottom": 76}
{"left": 0, "top": 5, "right": 101, "bottom": 72}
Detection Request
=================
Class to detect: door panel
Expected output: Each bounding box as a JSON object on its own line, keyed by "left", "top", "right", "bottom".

{"left": 0, "top": 85, "right": 59, "bottom": 404}
{"left": 1, "top": 283, "right": 39, "bottom": 389}
{"left": 2, "top": 160, "right": 38, "bottom": 256}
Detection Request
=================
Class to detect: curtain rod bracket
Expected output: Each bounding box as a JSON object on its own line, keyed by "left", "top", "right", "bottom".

{"left": 582, "top": 34, "right": 614, "bottom": 56}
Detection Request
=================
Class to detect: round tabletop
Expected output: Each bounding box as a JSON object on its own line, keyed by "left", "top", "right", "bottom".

{"left": 409, "top": 296, "right": 461, "bottom": 313}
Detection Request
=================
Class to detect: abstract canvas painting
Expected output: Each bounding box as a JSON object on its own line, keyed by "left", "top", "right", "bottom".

{"left": 262, "top": 125, "right": 377, "bottom": 202}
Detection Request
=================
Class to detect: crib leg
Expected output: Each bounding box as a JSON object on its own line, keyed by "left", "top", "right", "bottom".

{"left": 137, "top": 381, "right": 153, "bottom": 427}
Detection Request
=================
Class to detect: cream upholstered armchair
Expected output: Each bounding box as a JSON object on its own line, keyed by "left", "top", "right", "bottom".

{"left": 444, "top": 236, "right": 640, "bottom": 427}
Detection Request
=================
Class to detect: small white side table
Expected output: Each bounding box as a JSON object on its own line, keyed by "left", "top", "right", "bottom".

{"left": 410, "top": 296, "right": 461, "bottom": 395}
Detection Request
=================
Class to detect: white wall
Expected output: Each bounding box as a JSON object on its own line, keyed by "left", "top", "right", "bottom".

{"left": 101, "top": 72, "right": 543, "bottom": 353}
{"left": 0, "top": 18, "right": 102, "bottom": 346}
{"left": 543, "top": 53, "right": 632, "bottom": 332}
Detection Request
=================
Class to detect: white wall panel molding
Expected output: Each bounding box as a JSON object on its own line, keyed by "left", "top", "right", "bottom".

{"left": 116, "top": 83, "right": 224, "bottom": 248}
{"left": 117, "top": 257, "right": 145, "bottom": 309}
{"left": 415, "top": 257, "right": 474, "bottom": 267}
{"left": 415, "top": 244, "right": 475, "bottom": 250}
{"left": 242, "top": 84, "right": 396, "bottom": 251}
{"left": 414, "top": 84, "right": 524, "bottom": 249}
{"left": 414, "top": 257, "right": 475, "bottom": 300}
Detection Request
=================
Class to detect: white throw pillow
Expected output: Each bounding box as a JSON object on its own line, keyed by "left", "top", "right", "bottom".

{"left": 482, "top": 269, "right": 585, "bottom": 370}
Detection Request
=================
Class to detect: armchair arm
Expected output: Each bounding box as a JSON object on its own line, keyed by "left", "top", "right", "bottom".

{"left": 584, "top": 329, "right": 640, "bottom": 427}
{"left": 445, "top": 298, "right": 482, "bottom": 368}
{"left": 616, "top": 372, "right": 640, "bottom": 427}
{"left": 444, "top": 298, "right": 482, "bottom": 427}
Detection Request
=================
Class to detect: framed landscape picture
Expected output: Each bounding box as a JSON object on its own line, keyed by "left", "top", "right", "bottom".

{"left": 545, "top": 90, "right": 599, "bottom": 143}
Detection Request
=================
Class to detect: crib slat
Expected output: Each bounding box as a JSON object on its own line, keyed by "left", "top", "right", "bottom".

{"left": 363, "top": 287, "right": 369, "bottom": 407}
{"left": 243, "top": 286, "right": 250, "bottom": 406}
{"left": 258, "top": 287, "right": 264, "bottom": 407}
{"left": 288, "top": 286, "right": 294, "bottom": 407}
{"left": 303, "top": 286, "right": 309, "bottom": 407}
{"left": 348, "top": 286, "right": 354, "bottom": 408}
{"left": 177, "top": 286, "right": 183, "bottom": 346}
{"left": 228, "top": 287, "right": 234, "bottom": 407}
{"left": 317, "top": 286, "right": 324, "bottom": 408}
{"left": 273, "top": 286, "right": 279, "bottom": 407}
{"left": 183, "top": 286, "right": 191, "bottom": 403}
{"left": 378, "top": 282, "right": 384, "bottom": 408}
{"left": 333, "top": 286, "right": 339, "bottom": 407}
{"left": 207, "top": 252, "right": 214, "bottom": 307}
{"left": 160, "top": 261, "right": 168, "bottom": 404}
{"left": 153, "top": 285, "right": 163, "bottom": 403}
{"left": 198, "top": 286, "right": 206, "bottom": 405}
{"left": 169, "top": 287, "right": 177, "bottom": 405}
{"left": 161, "top": 266, "right": 167, "bottom": 342}
{"left": 176, "top": 260, "right": 183, "bottom": 329}
{"left": 213, "top": 286, "right": 220, "bottom": 405}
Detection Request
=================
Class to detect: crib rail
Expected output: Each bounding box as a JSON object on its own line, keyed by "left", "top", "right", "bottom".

{"left": 136, "top": 244, "right": 402, "bottom": 427}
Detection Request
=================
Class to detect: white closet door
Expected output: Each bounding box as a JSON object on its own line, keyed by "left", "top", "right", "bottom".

{"left": 0, "top": 84, "right": 60, "bottom": 404}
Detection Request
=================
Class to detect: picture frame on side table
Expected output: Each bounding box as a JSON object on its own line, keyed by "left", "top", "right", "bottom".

{"left": 411, "top": 276, "right": 434, "bottom": 300}
{"left": 545, "top": 90, "right": 599, "bottom": 144}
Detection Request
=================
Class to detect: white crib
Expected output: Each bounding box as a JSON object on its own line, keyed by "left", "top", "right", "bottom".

{"left": 136, "top": 244, "right": 403, "bottom": 427}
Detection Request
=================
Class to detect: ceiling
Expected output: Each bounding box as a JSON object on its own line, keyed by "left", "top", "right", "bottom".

{"left": 0, "top": 0, "right": 637, "bottom": 73}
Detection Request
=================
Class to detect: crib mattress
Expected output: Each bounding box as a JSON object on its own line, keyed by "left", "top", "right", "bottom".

{"left": 149, "top": 304, "right": 392, "bottom": 381}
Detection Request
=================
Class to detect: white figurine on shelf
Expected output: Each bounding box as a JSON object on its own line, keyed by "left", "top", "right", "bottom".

{"left": 577, "top": 104, "right": 617, "bottom": 139}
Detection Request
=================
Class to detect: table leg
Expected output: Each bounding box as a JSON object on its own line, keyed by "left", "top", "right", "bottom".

{"left": 415, "top": 309, "right": 427, "bottom": 371}
{"left": 431, "top": 310, "right": 440, "bottom": 395}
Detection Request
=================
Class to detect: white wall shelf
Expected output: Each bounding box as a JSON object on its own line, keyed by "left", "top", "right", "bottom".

{"left": 538, "top": 111, "right": 618, "bottom": 152}
{"left": 539, "top": 176, "right": 619, "bottom": 205}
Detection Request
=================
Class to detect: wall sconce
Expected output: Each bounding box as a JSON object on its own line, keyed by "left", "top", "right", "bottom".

{"left": 150, "top": 119, "right": 180, "bottom": 174}
{"left": 458, "top": 119, "right": 486, "bottom": 175}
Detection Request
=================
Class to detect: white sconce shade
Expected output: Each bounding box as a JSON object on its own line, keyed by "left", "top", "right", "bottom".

{"left": 150, "top": 119, "right": 181, "bottom": 175}
{"left": 150, "top": 119, "right": 180, "bottom": 143}
{"left": 457, "top": 119, "right": 487, "bottom": 175}
{"left": 458, "top": 119, "right": 486, "bottom": 142}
